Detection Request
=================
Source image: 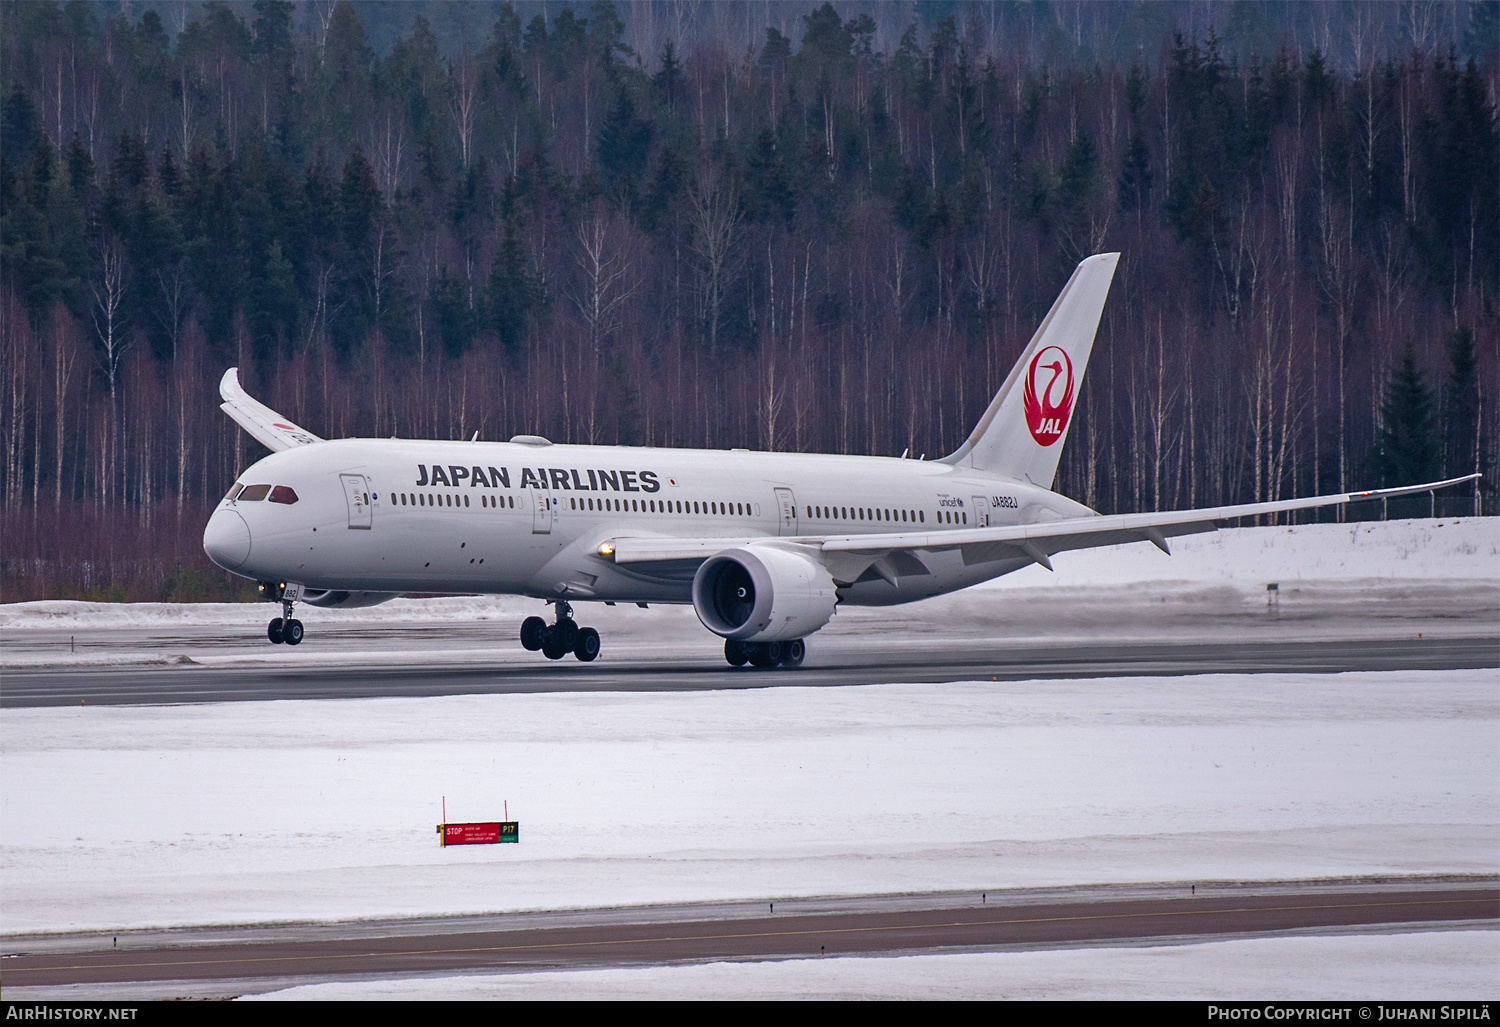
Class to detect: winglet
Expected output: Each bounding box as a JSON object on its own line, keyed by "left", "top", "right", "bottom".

{"left": 219, "top": 368, "right": 324, "bottom": 453}
{"left": 1346, "top": 473, "right": 1481, "bottom": 503}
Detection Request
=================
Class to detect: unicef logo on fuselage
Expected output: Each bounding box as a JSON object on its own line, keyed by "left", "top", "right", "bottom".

{"left": 1022, "top": 346, "right": 1075, "bottom": 447}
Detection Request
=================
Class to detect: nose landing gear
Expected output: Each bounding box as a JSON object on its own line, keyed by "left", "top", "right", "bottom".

{"left": 520, "top": 601, "right": 600, "bottom": 662}
{"left": 724, "top": 638, "right": 805, "bottom": 669}
{"left": 267, "top": 594, "right": 304, "bottom": 645}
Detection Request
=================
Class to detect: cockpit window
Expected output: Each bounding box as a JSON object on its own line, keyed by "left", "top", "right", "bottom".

{"left": 225, "top": 483, "right": 243, "bottom": 501}
{"left": 268, "top": 485, "right": 299, "bottom": 505}
{"left": 238, "top": 484, "right": 272, "bottom": 501}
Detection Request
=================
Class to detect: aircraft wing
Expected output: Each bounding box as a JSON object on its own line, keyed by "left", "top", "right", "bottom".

{"left": 219, "top": 367, "right": 324, "bottom": 452}
{"left": 603, "top": 475, "right": 1479, "bottom": 579}
{"left": 819, "top": 475, "right": 1482, "bottom": 570}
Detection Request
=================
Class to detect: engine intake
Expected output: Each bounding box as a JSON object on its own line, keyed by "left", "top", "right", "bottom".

{"left": 692, "top": 546, "right": 836, "bottom": 642}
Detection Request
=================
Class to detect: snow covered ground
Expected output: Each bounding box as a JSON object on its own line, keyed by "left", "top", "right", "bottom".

{"left": 1, "top": 669, "right": 1494, "bottom": 937}
{"left": 250, "top": 931, "right": 1500, "bottom": 1001}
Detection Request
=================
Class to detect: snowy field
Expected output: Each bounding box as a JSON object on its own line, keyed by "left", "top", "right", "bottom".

{"left": 251, "top": 931, "right": 1500, "bottom": 1001}
{"left": 1, "top": 669, "right": 1494, "bottom": 938}
{"left": 2, "top": 517, "right": 1496, "bottom": 669}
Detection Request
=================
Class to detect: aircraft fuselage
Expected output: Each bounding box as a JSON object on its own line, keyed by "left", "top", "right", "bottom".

{"left": 204, "top": 437, "right": 1092, "bottom": 606}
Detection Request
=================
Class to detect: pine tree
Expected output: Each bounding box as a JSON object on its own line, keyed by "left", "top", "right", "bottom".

{"left": 1368, "top": 343, "right": 1438, "bottom": 500}
{"left": 434, "top": 265, "right": 475, "bottom": 357}
{"left": 251, "top": 0, "right": 295, "bottom": 67}
{"left": 487, "top": 228, "right": 531, "bottom": 352}
{"left": 597, "top": 84, "right": 652, "bottom": 201}
{"left": 335, "top": 146, "right": 381, "bottom": 352}
{"left": 1, "top": 83, "right": 40, "bottom": 165}
{"left": 744, "top": 128, "right": 794, "bottom": 226}
{"left": 1442, "top": 326, "right": 1482, "bottom": 509}
{"left": 1118, "top": 62, "right": 1152, "bottom": 216}
{"left": 653, "top": 41, "right": 682, "bottom": 110}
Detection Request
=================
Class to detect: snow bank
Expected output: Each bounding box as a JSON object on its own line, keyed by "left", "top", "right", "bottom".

{"left": 979, "top": 515, "right": 1499, "bottom": 588}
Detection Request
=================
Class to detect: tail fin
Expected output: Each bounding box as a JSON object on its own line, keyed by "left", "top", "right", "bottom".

{"left": 942, "top": 252, "right": 1119, "bottom": 486}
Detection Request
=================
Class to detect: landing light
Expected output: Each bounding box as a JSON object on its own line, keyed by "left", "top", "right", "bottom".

{"left": 597, "top": 541, "right": 615, "bottom": 558}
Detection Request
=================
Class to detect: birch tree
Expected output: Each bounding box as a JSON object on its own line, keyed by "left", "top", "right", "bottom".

{"left": 89, "top": 237, "right": 128, "bottom": 507}
{"left": 688, "top": 170, "right": 741, "bottom": 358}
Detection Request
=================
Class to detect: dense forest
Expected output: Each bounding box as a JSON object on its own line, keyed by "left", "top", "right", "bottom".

{"left": 1, "top": 0, "right": 1496, "bottom": 601}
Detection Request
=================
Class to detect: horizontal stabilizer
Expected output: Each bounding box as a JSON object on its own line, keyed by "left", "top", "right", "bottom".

{"left": 219, "top": 368, "right": 324, "bottom": 453}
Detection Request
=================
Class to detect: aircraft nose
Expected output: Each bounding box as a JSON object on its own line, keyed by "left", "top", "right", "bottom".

{"left": 203, "top": 509, "right": 252, "bottom": 570}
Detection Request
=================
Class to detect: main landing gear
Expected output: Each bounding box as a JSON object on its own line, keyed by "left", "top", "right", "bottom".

{"left": 520, "top": 601, "right": 600, "bottom": 662}
{"left": 724, "top": 638, "right": 805, "bottom": 669}
{"left": 267, "top": 596, "right": 303, "bottom": 646}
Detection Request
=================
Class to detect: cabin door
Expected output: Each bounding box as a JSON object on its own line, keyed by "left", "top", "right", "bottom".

{"left": 341, "top": 474, "right": 372, "bottom": 529}
{"left": 774, "top": 487, "right": 798, "bottom": 536}
{"left": 531, "top": 489, "right": 553, "bottom": 534}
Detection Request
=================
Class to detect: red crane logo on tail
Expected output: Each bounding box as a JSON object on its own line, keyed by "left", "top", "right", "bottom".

{"left": 1022, "top": 346, "right": 1075, "bottom": 447}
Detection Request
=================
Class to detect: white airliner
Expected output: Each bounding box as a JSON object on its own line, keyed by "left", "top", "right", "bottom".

{"left": 203, "top": 252, "right": 1475, "bottom": 666}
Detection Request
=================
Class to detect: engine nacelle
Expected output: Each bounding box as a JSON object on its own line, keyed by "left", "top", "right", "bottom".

{"left": 692, "top": 545, "right": 837, "bottom": 642}
{"left": 299, "top": 589, "right": 400, "bottom": 609}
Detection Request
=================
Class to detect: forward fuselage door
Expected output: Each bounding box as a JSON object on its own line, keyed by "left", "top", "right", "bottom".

{"left": 972, "top": 495, "right": 990, "bottom": 528}
{"left": 341, "top": 473, "right": 372, "bottom": 529}
{"left": 531, "top": 488, "right": 552, "bottom": 534}
{"left": 774, "top": 487, "right": 797, "bottom": 536}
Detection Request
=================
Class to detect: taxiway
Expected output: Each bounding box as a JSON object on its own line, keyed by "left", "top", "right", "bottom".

{"left": 4, "top": 879, "right": 1493, "bottom": 998}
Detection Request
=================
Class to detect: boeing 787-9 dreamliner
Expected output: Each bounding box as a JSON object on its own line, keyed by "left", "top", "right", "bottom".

{"left": 203, "top": 253, "right": 1476, "bottom": 666}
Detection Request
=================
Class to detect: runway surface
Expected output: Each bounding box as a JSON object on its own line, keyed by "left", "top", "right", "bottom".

{"left": 4, "top": 635, "right": 1496, "bottom": 707}
{"left": 3, "top": 880, "right": 1493, "bottom": 997}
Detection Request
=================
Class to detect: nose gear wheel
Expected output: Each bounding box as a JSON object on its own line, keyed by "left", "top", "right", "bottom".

{"left": 267, "top": 596, "right": 304, "bottom": 645}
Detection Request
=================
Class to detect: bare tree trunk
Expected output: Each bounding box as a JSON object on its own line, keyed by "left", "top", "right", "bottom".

{"left": 1145, "top": 309, "right": 1179, "bottom": 511}
{"left": 448, "top": 46, "right": 477, "bottom": 167}
{"left": 90, "top": 238, "right": 128, "bottom": 510}
{"left": 177, "top": 64, "right": 196, "bottom": 158}
{"left": 761, "top": 346, "right": 783, "bottom": 451}
{"left": 369, "top": 106, "right": 406, "bottom": 204}
{"left": 175, "top": 344, "right": 189, "bottom": 516}
{"left": 1398, "top": 55, "right": 1417, "bottom": 222}
{"left": 4, "top": 311, "right": 28, "bottom": 513}
{"left": 52, "top": 313, "right": 77, "bottom": 509}
{"left": 688, "top": 171, "right": 742, "bottom": 360}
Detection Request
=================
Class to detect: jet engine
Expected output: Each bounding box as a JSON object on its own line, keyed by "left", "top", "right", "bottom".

{"left": 691, "top": 545, "right": 837, "bottom": 642}
{"left": 299, "top": 589, "right": 400, "bottom": 609}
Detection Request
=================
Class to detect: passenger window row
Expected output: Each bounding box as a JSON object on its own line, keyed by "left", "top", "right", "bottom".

{"left": 571, "top": 497, "right": 749, "bottom": 516}
{"left": 398, "top": 493, "right": 516, "bottom": 509}
{"left": 805, "top": 505, "right": 925, "bottom": 525}
{"left": 226, "top": 483, "right": 298, "bottom": 505}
